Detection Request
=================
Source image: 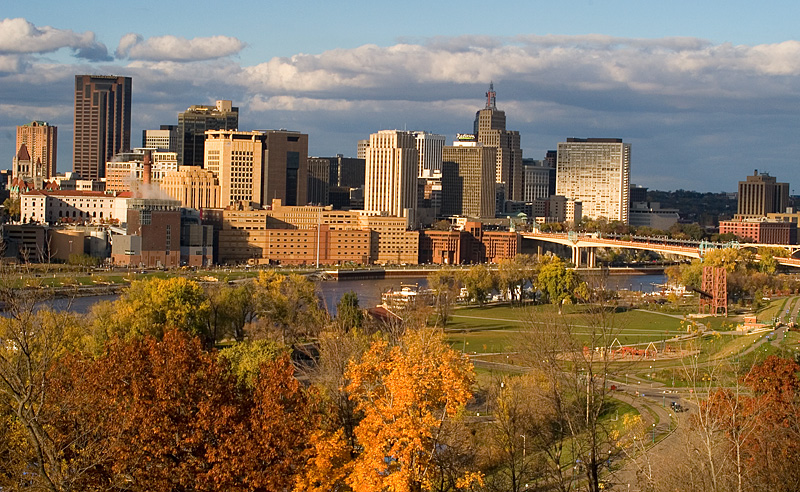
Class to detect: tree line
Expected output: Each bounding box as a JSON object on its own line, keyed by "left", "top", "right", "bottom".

{"left": 2, "top": 263, "right": 800, "bottom": 491}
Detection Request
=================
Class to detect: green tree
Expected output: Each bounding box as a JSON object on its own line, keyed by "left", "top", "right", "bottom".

{"left": 2, "top": 197, "right": 19, "bottom": 222}
{"left": 428, "top": 268, "right": 461, "bottom": 325}
{"left": 461, "top": 264, "right": 494, "bottom": 306}
{"left": 252, "top": 271, "right": 327, "bottom": 343}
{"left": 537, "top": 256, "right": 580, "bottom": 307}
{"left": 337, "top": 291, "right": 364, "bottom": 331}
{"left": 218, "top": 339, "right": 285, "bottom": 387}
{"left": 90, "top": 276, "right": 213, "bottom": 345}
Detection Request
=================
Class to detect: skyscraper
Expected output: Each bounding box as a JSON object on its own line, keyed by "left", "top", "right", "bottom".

{"left": 73, "top": 75, "right": 132, "bottom": 180}
{"left": 473, "top": 83, "right": 523, "bottom": 202}
{"left": 178, "top": 100, "right": 238, "bottom": 167}
{"left": 204, "top": 129, "right": 307, "bottom": 207}
{"left": 414, "top": 131, "right": 445, "bottom": 177}
{"left": 441, "top": 141, "right": 496, "bottom": 218}
{"left": 364, "top": 130, "right": 418, "bottom": 218}
{"left": 16, "top": 121, "right": 57, "bottom": 179}
{"left": 736, "top": 170, "right": 789, "bottom": 218}
{"left": 556, "top": 138, "right": 631, "bottom": 223}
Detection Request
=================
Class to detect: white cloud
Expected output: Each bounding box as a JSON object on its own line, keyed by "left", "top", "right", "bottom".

{"left": 116, "top": 33, "right": 245, "bottom": 62}
{"left": 0, "top": 18, "right": 109, "bottom": 60}
{"left": 4, "top": 33, "right": 800, "bottom": 190}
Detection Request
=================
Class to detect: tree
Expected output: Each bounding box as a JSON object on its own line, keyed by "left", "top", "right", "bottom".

{"left": 2, "top": 197, "right": 20, "bottom": 222}
{"left": 428, "top": 268, "right": 461, "bottom": 326}
{"left": 44, "top": 331, "right": 314, "bottom": 492}
{"left": 537, "top": 255, "right": 580, "bottom": 307}
{"left": 345, "top": 327, "right": 479, "bottom": 492}
{"left": 218, "top": 339, "right": 285, "bottom": 387}
{"left": 90, "top": 276, "right": 213, "bottom": 345}
{"left": 0, "top": 299, "right": 92, "bottom": 492}
{"left": 337, "top": 291, "right": 364, "bottom": 331}
{"left": 496, "top": 257, "right": 526, "bottom": 305}
{"left": 517, "top": 282, "right": 631, "bottom": 492}
{"left": 481, "top": 373, "right": 561, "bottom": 492}
{"left": 206, "top": 281, "right": 258, "bottom": 342}
{"left": 251, "top": 271, "right": 327, "bottom": 343}
{"left": 461, "top": 264, "right": 494, "bottom": 306}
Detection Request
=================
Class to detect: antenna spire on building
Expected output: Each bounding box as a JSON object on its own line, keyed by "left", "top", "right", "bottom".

{"left": 486, "top": 82, "right": 497, "bottom": 110}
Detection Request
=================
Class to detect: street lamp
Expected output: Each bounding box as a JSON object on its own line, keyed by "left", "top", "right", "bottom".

{"left": 652, "top": 423, "right": 656, "bottom": 443}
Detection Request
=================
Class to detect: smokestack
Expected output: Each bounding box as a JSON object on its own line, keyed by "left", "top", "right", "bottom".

{"left": 143, "top": 150, "right": 152, "bottom": 185}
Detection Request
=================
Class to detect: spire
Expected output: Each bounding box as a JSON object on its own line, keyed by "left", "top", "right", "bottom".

{"left": 16, "top": 144, "right": 30, "bottom": 161}
{"left": 485, "top": 82, "right": 497, "bottom": 110}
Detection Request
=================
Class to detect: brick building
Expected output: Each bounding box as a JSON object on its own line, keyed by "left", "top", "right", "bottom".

{"left": 719, "top": 219, "right": 797, "bottom": 244}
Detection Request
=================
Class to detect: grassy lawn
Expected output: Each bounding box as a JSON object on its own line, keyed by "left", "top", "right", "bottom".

{"left": 445, "top": 303, "right": 686, "bottom": 352}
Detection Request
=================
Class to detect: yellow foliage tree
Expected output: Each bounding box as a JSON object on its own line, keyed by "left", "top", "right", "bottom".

{"left": 345, "top": 328, "right": 479, "bottom": 492}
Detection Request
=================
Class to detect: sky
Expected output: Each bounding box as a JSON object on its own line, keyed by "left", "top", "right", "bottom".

{"left": 3, "top": 0, "right": 800, "bottom": 192}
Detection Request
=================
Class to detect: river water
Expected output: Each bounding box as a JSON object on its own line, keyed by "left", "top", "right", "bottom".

{"left": 49, "top": 273, "right": 667, "bottom": 315}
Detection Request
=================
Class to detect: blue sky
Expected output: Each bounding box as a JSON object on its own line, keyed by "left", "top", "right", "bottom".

{"left": 3, "top": 0, "right": 800, "bottom": 191}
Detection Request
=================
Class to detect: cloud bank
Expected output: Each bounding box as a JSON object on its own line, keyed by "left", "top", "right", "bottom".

{"left": 0, "top": 18, "right": 109, "bottom": 61}
{"left": 3, "top": 18, "right": 800, "bottom": 191}
{"left": 116, "top": 33, "right": 245, "bottom": 61}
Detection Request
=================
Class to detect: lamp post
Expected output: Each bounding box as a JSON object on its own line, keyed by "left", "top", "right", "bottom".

{"left": 652, "top": 423, "right": 656, "bottom": 443}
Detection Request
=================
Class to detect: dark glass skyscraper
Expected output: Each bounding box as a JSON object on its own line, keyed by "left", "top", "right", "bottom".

{"left": 177, "top": 100, "right": 238, "bottom": 167}
{"left": 73, "top": 75, "right": 132, "bottom": 180}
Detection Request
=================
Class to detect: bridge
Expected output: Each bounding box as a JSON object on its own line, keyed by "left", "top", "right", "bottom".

{"left": 521, "top": 232, "right": 800, "bottom": 268}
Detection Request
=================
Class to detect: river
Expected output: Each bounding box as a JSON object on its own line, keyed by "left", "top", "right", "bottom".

{"left": 50, "top": 273, "right": 667, "bottom": 315}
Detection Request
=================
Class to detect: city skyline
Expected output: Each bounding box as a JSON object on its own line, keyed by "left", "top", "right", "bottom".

{"left": 3, "top": 2, "right": 800, "bottom": 192}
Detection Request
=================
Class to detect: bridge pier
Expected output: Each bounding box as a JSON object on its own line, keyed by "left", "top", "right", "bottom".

{"left": 571, "top": 246, "right": 597, "bottom": 268}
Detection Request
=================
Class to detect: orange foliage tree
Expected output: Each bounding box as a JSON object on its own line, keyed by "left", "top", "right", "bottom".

{"left": 46, "top": 330, "right": 313, "bottom": 491}
{"left": 344, "top": 327, "right": 480, "bottom": 492}
{"left": 702, "top": 355, "right": 800, "bottom": 490}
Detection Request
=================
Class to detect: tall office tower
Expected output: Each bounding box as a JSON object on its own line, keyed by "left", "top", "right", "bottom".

{"left": 441, "top": 141, "right": 496, "bottom": 218}
{"left": 556, "top": 138, "right": 631, "bottom": 223}
{"left": 142, "top": 125, "right": 178, "bottom": 152}
{"left": 522, "top": 158, "right": 555, "bottom": 202}
{"left": 333, "top": 155, "right": 366, "bottom": 188}
{"left": 473, "top": 83, "right": 523, "bottom": 202}
{"left": 357, "top": 139, "right": 370, "bottom": 160}
{"left": 178, "top": 100, "right": 238, "bottom": 167}
{"left": 736, "top": 170, "right": 789, "bottom": 218}
{"left": 364, "top": 130, "right": 418, "bottom": 218}
{"left": 73, "top": 75, "right": 132, "bottom": 180}
{"left": 204, "top": 130, "right": 307, "bottom": 207}
{"left": 16, "top": 121, "right": 57, "bottom": 179}
{"left": 307, "top": 157, "right": 331, "bottom": 205}
{"left": 414, "top": 131, "right": 445, "bottom": 177}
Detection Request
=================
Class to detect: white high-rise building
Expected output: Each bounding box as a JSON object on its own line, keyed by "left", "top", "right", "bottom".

{"left": 556, "top": 138, "right": 631, "bottom": 223}
{"left": 414, "top": 131, "right": 445, "bottom": 177}
{"left": 364, "top": 130, "right": 418, "bottom": 219}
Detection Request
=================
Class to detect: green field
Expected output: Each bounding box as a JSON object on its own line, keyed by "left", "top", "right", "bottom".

{"left": 445, "top": 297, "right": 800, "bottom": 386}
{"left": 445, "top": 304, "right": 687, "bottom": 353}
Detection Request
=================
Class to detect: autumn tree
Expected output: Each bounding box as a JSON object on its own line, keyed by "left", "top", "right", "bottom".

{"left": 0, "top": 301, "right": 92, "bottom": 492}
{"left": 44, "top": 330, "right": 314, "bottom": 492}
{"left": 481, "top": 373, "right": 563, "bottom": 492}
{"left": 345, "top": 327, "right": 479, "bottom": 492}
